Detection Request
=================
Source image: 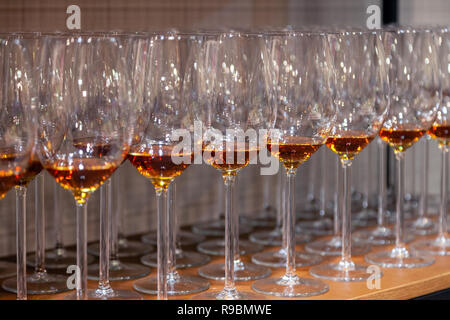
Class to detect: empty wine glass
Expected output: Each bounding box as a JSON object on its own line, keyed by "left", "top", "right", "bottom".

{"left": 366, "top": 27, "right": 439, "bottom": 268}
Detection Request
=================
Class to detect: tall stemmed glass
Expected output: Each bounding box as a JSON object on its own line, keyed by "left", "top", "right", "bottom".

{"left": 3, "top": 35, "right": 71, "bottom": 295}
{"left": 0, "top": 34, "right": 36, "bottom": 300}
{"left": 192, "top": 32, "right": 272, "bottom": 300}
{"left": 411, "top": 27, "right": 450, "bottom": 255}
{"left": 252, "top": 31, "right": 334, "bottom": 297}
{"left": 38, "top": 34, "right": 134, "bottom": 300}
{"left": 196, "top": 33, "right": 271, "bottom": 284}
{"left": 366, "top": 28, "right": 439, "bottom": 268}
{"left": 310, "top": 30, "right": 389, "bottom": 281}
{"left": 130, "top": 33, "right": 210, "bottom": 299}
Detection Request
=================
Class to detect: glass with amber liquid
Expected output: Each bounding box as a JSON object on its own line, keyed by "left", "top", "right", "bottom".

{"left": 309, "top": 132, "right": 378, "bottom": 282}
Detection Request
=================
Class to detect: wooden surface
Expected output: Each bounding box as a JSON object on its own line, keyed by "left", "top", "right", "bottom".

{"left": 0, "top": 225, "right": 449, "bottom": 300}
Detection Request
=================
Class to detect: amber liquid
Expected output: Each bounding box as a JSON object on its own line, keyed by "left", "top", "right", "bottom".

{"left": 0, "top": 151, "right": 43, "bottom": 187}
{"left": 46, "top": 158, "right": 117, "bottom": 203}
{"left": 428, "top": 124, "right": 450, "bottom": 146}
{"left": 267, "top": 137, "right": 322, "bottom": 170}
{"left": 379, "top": 128, "right": 426, "bottom": 153}
{"left": 0, "top": 171, "right": 16, "bottom": 200}
{"left": 202, "top": 143, "right": 254, "bottom": 176}
{"left": 73, "top": 137, "right": 115, "bottom": 157}
{"left": 16, "top": 160, "right": 43, "bottom": 187}
{"left": 128, "top": 144, "right": 192, "bottom": 190}
{"left": 325, "top": 133, "right": 374, "bottom": 161}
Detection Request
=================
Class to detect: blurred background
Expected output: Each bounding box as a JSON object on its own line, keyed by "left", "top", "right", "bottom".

{"left": 0, "top": 0, "right": 448, "bottom": 257}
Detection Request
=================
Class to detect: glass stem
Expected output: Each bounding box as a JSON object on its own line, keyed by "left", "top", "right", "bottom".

{"left": 362, "top": 145, "right": 372, "bottom": 210}
{"left": 53, "top": 180, "right": 64, "bottom": 254}
{"left": 419, "top": 138, "right": 429, "bottom": 219}
{"left": 333, "top": 158, "right": 341, "bottom": 236}
{"left": 319, "top": 149, "right": 326, "bottom": 217}
{"left": 34, "top": 174, "right": 46, "bottom": 275}
{"left": 110, "top": 176, "right": 119, "bottom": 264}
{"left": 76, "top": 200, "right": 88, "bottom": 300}
{"left": 281, "top": 170, "right": 287, "bottom": 252}
{"left": 339, "top": 160, "right": 354, "bottom": 270}
{"left": 438, "top": 145, "right": 448, "bottom": 241}
{"left": 377, "top": 139, "right": 386, "bottom": 227}
{"left": 276, "top": 169, "right": 283, "bottom": 230}
{"left": 155, "top": 186, "right": 168, "bottom": 300}
{"left": 15, "top": 186, "right": 27, "bottom": 300}
{"left": 233, "top": 175, "right": 241, "bottom": 265}
{"left": 262, "top": 174, "right": 270, "bottom": 212}
{"left": 97, "top": 180, "right": 112, "bottom": 294}
{"left": 284, "top": 168, "right": 297, "bottom": 279}
{"left": 394, "top": 151, "right": 406, "bottom": 251}
{"left": 167, "top": 183, "right": 178, "bottom": 278}
{"left": 223, "top": 174, "right": 237, "bottom": 295}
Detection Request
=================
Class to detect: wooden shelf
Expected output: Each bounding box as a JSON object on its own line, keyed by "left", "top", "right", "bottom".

{"left": 0, "top": 228, "right": 449, "bottom": 300}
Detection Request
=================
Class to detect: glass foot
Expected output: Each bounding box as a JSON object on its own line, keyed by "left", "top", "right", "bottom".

{"left": 252, "top": 274, "right": 329, "bottom": 297}
{"left": 192, "top": 219, "right": 252, "bottom": 237}
{"left": 411, "top": 236, "right": 450, "bottom": 256}
{"left": 352, "top": 208, "right": 378, "bottom": 227}
{"left": 87, "top": 260, "right": 150, "bottom": 281}
{"left": 310, "top": 261, "right": 380, "bottom": 282}
{"left": 406, "top": 217, "right": 438, "bottom": 236}
{"left": 192, "top": 288, "right": 265, "bottom": 300}
{"left": 251, "top": 249, "right": 322, "bottom": 268}
{"left": 241, "top": 208, "right": 277, "bottom": 227}
{"left": 65, "top": 288, "right": 143, "bottom": 300}
{"left": 305, "top": 236, "right": 371, "bottom": 256}
{"left": 365, "top": 247, "right": 435, "bottom": 268}
{"left": 141, "top": 230, "right": 205, "bottom": 246}
{"left": 249, "top": 229, "right": 312, "bottom": 246}
{"left": 198, "top": 261, "right": 271, "bottom": 281}
{"left": 197, "top": 239, "right": 263, "bottom": 256}
{"left": 0, "top": 261, "right": 17, "bottom": 279}
{"left": 141, "top": 250, "right": 210, "bottom": 269}
{"left": 2, "top": 272, "right": 70, "bottom": 294}
{"left": 296, "top": 218, "right": 334, "bottom": 236}
{"left": 87, "top": 240, "right": 153, "bottom": 259}
{"left": 133, "top": 274, "right": 210, "bottom": 295}
{"left": 28, "top": 249, "right": 95, "bottom": 270}
{"left": 353, "top": 226, "right": 415, "bottom": 246}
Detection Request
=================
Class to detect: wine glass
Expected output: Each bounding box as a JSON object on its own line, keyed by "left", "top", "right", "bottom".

{"left": 411, "top": 27, "right": 450, "bottom": 255}
{"left": 192, "top": 31, "right": 274, "bottom": 300}
{"left": 310, "top": 29, "right": 389, "bottom": 281}
{"left": 0, "top": 34, "right": 37, "bottom": 300}
{"left": 129, "top": 32, "right": 210, "bottom": 299}
{"left": 366, "top": 27, "right": 439, "bottom": 268}
{"left": 36, "top": 33, "right": 136, "bottom": 300}
{"left": 2, "top": 34, "right": 71, "bottom": 296}
{"left": 252, "top": 31, "right": 334, "bottom": 297}
{"left": 195, "top": 32, "right": 272, "bottom": 285}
